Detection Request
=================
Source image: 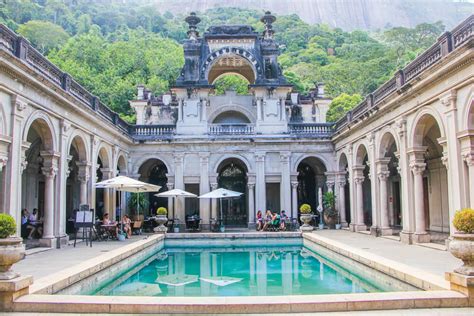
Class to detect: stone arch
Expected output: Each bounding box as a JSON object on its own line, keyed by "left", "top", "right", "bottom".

{"left": 409, "top": 108, "right": 446, "bottom": 148}
{"left": 67, "top": 130, "right": 89, "bottom": 162}
{"left": 204, "top": 47, "right": 260, "bottom": 84}
{"left": 355, "top": 143, "right": 369, "bottom": 166}
{"left": 23, "top": 110, "right": 57, "bottom": 151}
{"left": 338, "top": 152, "right": 349, "bottom": 171}
{"left": 208, "top": 104, "right": 256, "bottom": 124}
{"left": 133, "top": 154, "right": 173, "bottom": 176}
{"left": 465, "top": 93, "right": 474, "bottom": 130}
{"left": 97, "top": 144, "right": 112, "bottom": 169}
{"left": 137, "top": 158, "right": 169, "bottom": 215}
{"left": 378, "top": 130, "right": 399, "bottom": 159}
{"left": 116, "top": 153, "right": 128, "bottom": 174}
{"left": 213, "top": 154, "right": 253, "bottom": 174}
{"left": 292, "top": 154, "right": 331, "bottom": 174}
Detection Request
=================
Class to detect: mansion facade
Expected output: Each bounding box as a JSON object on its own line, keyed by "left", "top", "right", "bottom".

{"left": 0, "top": 12, "right": 472, "bottom": 246}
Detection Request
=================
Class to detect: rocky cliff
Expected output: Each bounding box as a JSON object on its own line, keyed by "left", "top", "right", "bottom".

{"left": 150, "top": 0, "right": 473, "bottom": 30}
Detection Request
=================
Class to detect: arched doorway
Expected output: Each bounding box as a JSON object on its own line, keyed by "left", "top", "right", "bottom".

{"left": 296, "top": 157, "right": 327, "bottom": 220}
{"left": 138, "top": 159, "right": 168, "bottom": 216}
{"left": 412, "top": 114, "right": 449, "bottom": 243}
{"left": 207, "top": 53, "right": 257, "bottom": 84}
{"left": 355, "top": 145, "right": 372, "bottom": 230}
{"left": 338, "top": 153, "right": 351, "bottom": 225}
{"left": 22, "top": 118, "right": 56, "bottom": 242}
{"left": 212, "top": 111, "right": 251, "bottom": 124}
{"left": 378, "top": 132, "right": 401, "bottom": 235}
{"left": 217, "top": 158, "right": 247, "bottom": 227}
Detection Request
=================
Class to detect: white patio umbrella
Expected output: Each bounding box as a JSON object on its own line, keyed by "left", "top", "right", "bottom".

{"left": 95, "top": 176, "right": 161, "bottom": 219}
{"left": 155, "top": 189, "right": 197, "bottom": 220}
{"left": 199, "top": 188, "right": 243, "bottom": 228}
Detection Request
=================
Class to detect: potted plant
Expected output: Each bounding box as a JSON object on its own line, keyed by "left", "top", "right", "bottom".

{"left": 299, "top": 204, "right": 313, "bottom": 231}
{"left": 449, "top": 208, "right": 474, "bottom": 276}
{"left": 154, "top": 207, "right": 168, "bottom": 233}
{"left": 323, "top": 191, "right": 339, "bottom": 229}
{"left": 0, "top": 214, "right": 25, "bottom": 280}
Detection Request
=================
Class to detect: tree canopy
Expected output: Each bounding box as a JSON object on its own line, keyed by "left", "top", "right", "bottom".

{"left": 0, "top": 1, "right": 446, "bottom": 121}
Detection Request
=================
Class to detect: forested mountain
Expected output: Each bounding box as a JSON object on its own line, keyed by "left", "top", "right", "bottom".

{"left": 0, "top": 1, "right": 457, "bottom": 122}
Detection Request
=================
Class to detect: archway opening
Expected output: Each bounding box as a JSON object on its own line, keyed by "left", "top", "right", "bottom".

{"left": 379, "top": 133, "right": 402, "bottom": 232}
{"left": 297, "top": 157, "right": 327, "bottom": 223}
{"left": 217, "top": 158, "right": 247, "bottom": 227}
{"left": 138, "top": 159, "right": 168, "bottom": 217}
{"left": 338, "top": 153, "right": 351, "bottom": 225}
{"left": 212, "top": 73, "right": 250, "bottom": 95}
{"left": 413, "top": 114, "right": 449, "bottom": 242}
{"left": 355, "top": 145, "right": 372, "bottom": 229}
{"left": 22, "top": 119, "right": 55, "bottom": 241}
{"left": 208, "top": 54, "right": 256, "bottom": 84}
{"left": 466, "top": 102, "right": 474, "bottom": 207}
{"left": 212, "top": 111, "right": 251, "bottom": 124}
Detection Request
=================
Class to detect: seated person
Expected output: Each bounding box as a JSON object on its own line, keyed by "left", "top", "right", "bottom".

{"left": 121, "top": 215, "right": 132, "bottom": 238}
{"left": 271, "top": 212, "right": 280, "bottom": 228}
{"left": 256, "top": 210, "right": 263, "bottom": 231}
{"left": 262, "top": 210, "right": 273, "bottom": 231}
{"left": 102, "top": 213, "right": 118, "bottom": 237}
{"left": 21, "top": 209, "right": 35, "bottom": 239}
{"left": 28, "top": 208, "right": 43, "bottom": 238}
{"left": 279, "top": 210, "right": 288, "bottom": 231}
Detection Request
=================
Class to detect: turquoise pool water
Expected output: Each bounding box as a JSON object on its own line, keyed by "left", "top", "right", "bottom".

{"left": 86, "top": 239, "right": 417, "bottom": 297}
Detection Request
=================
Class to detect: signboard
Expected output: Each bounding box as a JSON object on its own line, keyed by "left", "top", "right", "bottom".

{"left": 75, "top": 204, "right": 93, "bottom": 227}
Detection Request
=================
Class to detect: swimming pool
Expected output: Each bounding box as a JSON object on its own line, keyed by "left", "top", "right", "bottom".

{"left": 63, "top": 237, "right": 418, "bottom": 297}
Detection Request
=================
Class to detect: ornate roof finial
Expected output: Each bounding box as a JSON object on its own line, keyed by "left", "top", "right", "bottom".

{"left": 185, "top": 12, "right": 201, "bottom": 40}
{"left": 260, "top": 11, "right": 276, "bottom": 40}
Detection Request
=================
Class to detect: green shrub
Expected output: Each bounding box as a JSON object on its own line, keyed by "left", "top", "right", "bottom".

{"left": 323, "top": 191, "right": 338, "bottom": 217}
{"left": 453, "top": 208, "right": 474, "bottom": 233}
{"left": 299, "top": 204, "right": 312, "bottom": 214}
{"left": 157, "top": 207, "right": 168, "bottom": 216}
{"left": 0, "top": 214, "right": 16, "bottom": 238}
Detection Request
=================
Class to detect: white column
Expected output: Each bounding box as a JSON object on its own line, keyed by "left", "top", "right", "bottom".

{"left": 167, "top": 183, "right": 174, "bottom": 218}
{"left": 178, "top": 98, "right": 184, "bottom": 123}
{"left": 280, "top": 152, "right": 291, "bottom": 212}
{"left": 464, "top": 154, "right": 474, "bottom": 208}
{"left": 211, "top": 182, "right": 218, "bottom": 219}
{"left": 41, "top": 152, "right": 59, "bottom": 245}
{"left": 291, "top": 181, "right": 298, "bottom": 220}
{"left": 410, "top": 162, "right": 430, "bottom": 243}
{"left": 199, "top": 153, "right": 210, "bottom": 229}
{"left": 338, "top": 180, "right": 347, "bottom": 226}
{"left": 101, "top": 168, "right": 114, "bottom": 217}
{"left": 77, "top": 162, "right": 90, "bottom": 206}
{"left": 0, "top": 158, "right": 7, "bottom": 213}
{"left": 255, "top": 152, "right": 266, "bottom": 213}
{"left": 247, "top": 183, "right": 255, "bottom": 227}
{"left": 174, "top": 153, "right": 185, "bottom": 226}
{"left": 6, "top": 96, "right": 27, "bottom": 236}
{"left": 353, "top": 166, "right": 366, "bottom": 231}
{"left": 378, "top": 169, "right": 391, "bottom": 235}
{"left": 280, "top": 98, "right": 286, "bottom": 121}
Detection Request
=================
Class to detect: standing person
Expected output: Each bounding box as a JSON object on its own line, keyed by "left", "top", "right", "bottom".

{"left": 280, "top": 210, "right": 288, "bottom": 231}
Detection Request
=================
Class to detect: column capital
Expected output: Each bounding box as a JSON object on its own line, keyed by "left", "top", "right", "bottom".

{"left": 377, "top": 170, "right": 390, "bottom": 181}
{"left": 280, "top": 151, "right": 291, "bottom": 162}
{"left": 354, "top": 176, "right": 365, "bottom": 185}
{"left": 409, "top": 162, "right": 426, "bottom": 175}
{"left": 255, "top": 152, "right": 266, "bottom": 162}
{"left": 247, "top": 182, "right": 255, "bottom": 190}
{"left": 291, "top": 181, "right": 299, "bottom": 189}
{"left": 326, "top": 180, "right": 335, "bottom": 188}
{"left": 60, "top": 119, "right": 72, "bottom": 134}
{"left": 174, "top": 153, "right": 184, "bottom": 164}
{"left": 462, "top": 152, "right": 474, "bottom": 166}
{"left": 41, "top": 166, "right": 58, "bottom": 178}
{"left": 440, "top": 89, "right": 457, "bottom": 111}
{"left": 11, "top": 94, "right": 28, "bottom": 115}
{"left": 0, "top": 157, "right": 7, "bottom": 171}
{"left": 211, "top": 182, "right": 218, "bottom": 190}
{"left": 441, "top": 151, "right": 449, "bottom": 170}
{"left": 167, "top": 183, "right": 174, "bottom": 190}
{"left": 338, "top": 179, "right": 346, "bottom": 187}
{"left": 395, "top": 117, "right": 407, "bottom": 137}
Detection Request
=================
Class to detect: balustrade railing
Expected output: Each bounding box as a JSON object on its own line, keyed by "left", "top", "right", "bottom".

{"left": 208, "top": 124, "right": 255, "bottom": 135}
{"left": 288, "top": 123, "right": 334, "bottom": 136}
{"left": 129, "top": 125, "right": 176, "bottom": 139}
{"left": 452, "top": 14, "right": 473, "bottom": 48}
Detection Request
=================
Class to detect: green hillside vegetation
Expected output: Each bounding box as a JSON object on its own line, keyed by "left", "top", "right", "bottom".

{"left": 0, "top": 1, "right": 445, "bottom": 122}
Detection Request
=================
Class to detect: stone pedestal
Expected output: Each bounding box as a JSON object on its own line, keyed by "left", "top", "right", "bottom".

{"left": 379, "top": 227, "right": 393, "bottom": 236}
{"left": 445, "top": 272, "right": 474, "bottom": 306}
{"left": 370, "top": 226, "right": 378, "bottom": 236}
{"left": 399, "top": 231, "right": 413, "bottom": 244}
{"left": 354, "top": 224, "right": 367, "bottom": 232}
{"left": 413, "top": 232, "right": 431, "bottom": 243}
{"left": 0, "top": 275, "right": 33, "bottom": 311}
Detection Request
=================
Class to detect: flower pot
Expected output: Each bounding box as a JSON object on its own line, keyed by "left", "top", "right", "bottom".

{"left": 0, "top": 237, "right": 25, "bottom": 280}
{"left": 335, "top": 224, "right": 342, "bottom": 230}
{"left": 449, "top": 233, "right": 474, "bottom": 276}
{"left": 323, "top": 213, "right": 337, "bottom": 229}
{"left": 299, "top": 214, "right": 313, "bottom": 231}
{"left": 154, "top": 215, "right": 168, "bottom": 233}
{"left": 220, "top": 226, "right": 225, "bottom": 233}
{"left": 117, "top": 233, "right": 126, "bottom": 241}
{"left": 173, "top": 226, "right": 180, "bottom": 233}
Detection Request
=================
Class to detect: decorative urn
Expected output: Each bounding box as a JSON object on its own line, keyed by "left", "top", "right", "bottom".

{"left": 154, "top": 207, "right": 168, "bottom": 233}
{"left": 299, "top": 204, "right": 313, "bottom": 232}
{"left": 448, "top": 209, "right": 474, "bottom": 275}
{"left": 0, "top": 214, "right": 25, "bottom": 280}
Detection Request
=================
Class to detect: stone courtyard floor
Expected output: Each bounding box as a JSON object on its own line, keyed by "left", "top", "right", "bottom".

{"left": 7, "top": 230, "right": 471, "bottom": 315}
